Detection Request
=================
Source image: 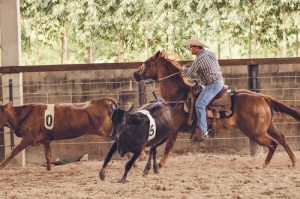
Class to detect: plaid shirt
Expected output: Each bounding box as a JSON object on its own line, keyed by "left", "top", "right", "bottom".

{"left": 182, "top": 48, "right": 223, "bottom": 85}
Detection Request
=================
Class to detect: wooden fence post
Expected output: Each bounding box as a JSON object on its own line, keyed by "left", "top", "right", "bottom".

{"left": 8, "top": 79, "right": 15, "bottom": 149}
{"left": 248, "top": 64, "right": 263, "bottom": 156}
{"left": 138, "top": 81, "right": 146, "bottom": 106}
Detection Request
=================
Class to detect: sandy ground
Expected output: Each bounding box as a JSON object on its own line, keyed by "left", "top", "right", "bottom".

{"left": 0, "top": 150, "right": 300, "bottom": 199}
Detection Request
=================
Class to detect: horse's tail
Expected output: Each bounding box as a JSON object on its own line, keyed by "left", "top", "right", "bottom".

{"left": 265, "top": 96, "right": 300, "bottom": 120}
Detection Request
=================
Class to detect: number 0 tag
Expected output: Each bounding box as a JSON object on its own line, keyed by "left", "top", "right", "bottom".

{"left": 45, "top": 104, "right": 55, "bottom": 130}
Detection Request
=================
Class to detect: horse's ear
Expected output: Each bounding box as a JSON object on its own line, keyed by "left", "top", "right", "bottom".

{"left": 154, "top": 50, "right": 161, "bottom": 60}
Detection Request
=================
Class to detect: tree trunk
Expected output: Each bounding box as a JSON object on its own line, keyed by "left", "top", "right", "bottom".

{"left": 60, "top": 32, "right": 65, "bottom": 64}
{"left": 228, "top": 35, "right": 232, "bottom": 59}
{"left": 115, "top": 36, "right": 122, "bottom": 62}
{"left": 248, "top": 1, "right": 257, "bottom": 58}
{"left": 87, "top": 43, "right": 92, "bottom": 63}
{"left": 35, "top": 28, "right": 39, "bottom": 65}
{"left": 283, "top": 29, "right": 287, "bottom": 56}
{"left": 296, "top": 29, "right": 299, "bottom": 56}
{"left": 248, "top": 24, "right": 251, "bottom": 58}
{"left": 28, "top": 36, "right": 32, "bottom": 65}
{"left": 144, "top": 38, "right": 148, "bottom": 59}
{"left": 115, "top": 0, "right": 122, "bottom": 62}
{"left": 217, "top": 32, "right": 221, "bottom": 59}
{"left": 251, "top": 15, "right": 257, "bottom": 58}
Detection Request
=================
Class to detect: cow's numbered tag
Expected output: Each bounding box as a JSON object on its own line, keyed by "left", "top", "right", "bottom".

{"left": 136, "top": 110, "right": 156, "bottom": 141}
{"left": 44, "top": 104, "right": 55, "bottom": 130}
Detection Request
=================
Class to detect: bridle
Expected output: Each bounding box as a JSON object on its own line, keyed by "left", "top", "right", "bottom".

{"left": 138, "top": 58, "right": 187, "bottom": 109}
{"left": 140, "top": 58, "right": 181, "bottom": 83}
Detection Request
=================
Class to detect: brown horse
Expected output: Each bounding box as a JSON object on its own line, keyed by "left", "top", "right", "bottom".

{"left": 133, "top": 50, "right": 300, "bottom": 168}
{"left": 0, "top": 98, "right": 117, "bottom": 170}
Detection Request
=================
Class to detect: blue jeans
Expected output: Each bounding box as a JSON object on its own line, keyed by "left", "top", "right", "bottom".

{"left": 195, "top": 80, "right": 224, "bottom": 134}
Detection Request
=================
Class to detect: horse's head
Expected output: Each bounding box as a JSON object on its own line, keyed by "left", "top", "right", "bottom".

{"left": 110, "top": 105, "right": 135, "bottom": 141}
{"left": 133, "top": 51, "right": 162, "bottom": 82}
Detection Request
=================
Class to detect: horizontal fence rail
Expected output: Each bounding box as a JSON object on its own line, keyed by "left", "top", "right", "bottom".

{"left": 1, "top": 57, "right": 300, "bottom": 73}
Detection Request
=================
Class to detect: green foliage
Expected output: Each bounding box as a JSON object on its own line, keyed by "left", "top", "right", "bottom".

{"left": 19, "top": 0, "right": 300, "bottom": 64}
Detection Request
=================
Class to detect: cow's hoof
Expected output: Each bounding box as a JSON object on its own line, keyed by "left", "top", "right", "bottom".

{"left": 99, "top": 171, "right": 106, "bottom": 181}
{"left": 143, "top": 169, "right": 150, "bottom": 176}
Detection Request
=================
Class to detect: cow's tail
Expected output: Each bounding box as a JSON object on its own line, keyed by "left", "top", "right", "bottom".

{"left": 265, "top": 96, "right": 300, "bottom": 121}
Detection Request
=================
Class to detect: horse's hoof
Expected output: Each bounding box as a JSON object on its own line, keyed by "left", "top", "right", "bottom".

{"left": 292, "top": 159, "right": 296, "bottom": 167}
{"left": 158, "top": 162, "right": 164, "bottom": 168}
{"left": 159, "top": 156, "right": 168, "bottom": 168}
{"left": 118, "top": 178, "right": 128, "bottom": 183}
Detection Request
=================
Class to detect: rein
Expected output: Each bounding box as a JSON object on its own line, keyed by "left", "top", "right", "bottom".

{"left": 158, "top": 72, "right": 181, "bottom": 82}
{"left": 140, "top": 57, "right": 188, "bottom": 109}
{"left": 167, "top": 95, "right": 186, "bottom": 111}
{"left": 142, "top": 71, "right": 181, "bottom": 85}
{"left": 151, "top": 89, "right": 186, "bottom": 111}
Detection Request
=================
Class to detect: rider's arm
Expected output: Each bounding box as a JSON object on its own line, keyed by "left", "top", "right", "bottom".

{"left": 182, "top": 59, "right": 200, "bottom": 78}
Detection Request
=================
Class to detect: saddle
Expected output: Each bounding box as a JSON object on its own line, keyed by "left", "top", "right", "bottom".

{"left": 184, "top": 81, "right": 235, "bottom": 137}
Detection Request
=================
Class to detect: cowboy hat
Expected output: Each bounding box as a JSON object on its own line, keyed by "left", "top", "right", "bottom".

{"left": 184, "top": 37, "right": 209, "bottom": 48}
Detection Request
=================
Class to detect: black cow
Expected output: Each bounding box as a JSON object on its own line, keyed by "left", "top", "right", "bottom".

{"left": 99, "top": 99, "right": 173, "bottom": 183}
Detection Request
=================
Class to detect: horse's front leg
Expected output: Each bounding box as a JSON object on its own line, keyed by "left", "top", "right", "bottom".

{"left": 119, "top": 152, "right": 140, "bottom": 183}
{"left": 159, "top": 129, "right": 179, "bottom": 168}
{"left": 99, "top": 142, "right": 117, "bottom": 181}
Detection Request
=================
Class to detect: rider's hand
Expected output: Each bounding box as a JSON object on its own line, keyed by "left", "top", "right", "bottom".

{"left": 182, "top": 62, "right": 192, "bottom": 68}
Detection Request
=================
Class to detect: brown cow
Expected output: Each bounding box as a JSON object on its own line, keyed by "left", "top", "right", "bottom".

{"left": 0, "top": 97, "right": 117, "bottom": 170}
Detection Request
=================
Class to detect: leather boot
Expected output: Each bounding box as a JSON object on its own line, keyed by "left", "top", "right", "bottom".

{"left": 193, "top": 127, "right": 204, "bottom": 142}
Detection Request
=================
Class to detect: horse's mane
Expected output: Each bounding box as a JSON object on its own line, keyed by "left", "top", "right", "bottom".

{"left": 159, "top": 51, "right": 192, "bottom": 87}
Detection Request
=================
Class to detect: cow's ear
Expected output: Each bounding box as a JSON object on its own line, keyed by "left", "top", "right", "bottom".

{"left": 6, "top": 101, "right": 13, "bottom": 110}
{"left": 127, "top": 104, "right": 134, "bottom": 113}
{"left": 111, "top": 108, "right": 125, "bottom": 123}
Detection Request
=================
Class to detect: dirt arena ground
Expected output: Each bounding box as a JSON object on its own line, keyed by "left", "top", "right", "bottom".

{"left": 0, "top": 151, "right": 299, "bottom": 199}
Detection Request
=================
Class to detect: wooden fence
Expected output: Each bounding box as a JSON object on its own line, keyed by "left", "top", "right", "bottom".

{"left": 1, "top": 57, "right": 300, "bottom": 164}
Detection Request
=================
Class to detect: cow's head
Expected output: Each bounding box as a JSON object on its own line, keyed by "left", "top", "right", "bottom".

{"left": 110, "top": 105, "right": 135, "bottom": 141}
{"left": 0, "top": 101, "right": 13, "bottom": 128}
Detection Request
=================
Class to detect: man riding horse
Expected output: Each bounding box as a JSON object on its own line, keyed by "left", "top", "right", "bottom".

{"left": 133, "top": 47, "right": 299, "bottom": 169}
{"left": 183, "top": 37, "right": 225, "bottom": 141}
